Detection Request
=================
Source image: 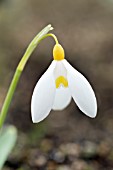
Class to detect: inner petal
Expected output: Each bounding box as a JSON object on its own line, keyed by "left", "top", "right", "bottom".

{"left": 55, "top": 76, "right": 68, "bottom": 88}
{"left": 52, "top": 86, "right": 71, "bottom": 110}
{"left": 54, "top": 61, "right": 68, "bottom": 88}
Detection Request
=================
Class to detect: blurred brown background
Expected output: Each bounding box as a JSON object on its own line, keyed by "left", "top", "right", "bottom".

{"left": 1, "top": 0, "right": 113, "bottom": 169}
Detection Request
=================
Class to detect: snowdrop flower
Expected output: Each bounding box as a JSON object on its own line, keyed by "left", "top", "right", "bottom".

{"left": 31, "top": 44, "right": 97, "bottom": 123}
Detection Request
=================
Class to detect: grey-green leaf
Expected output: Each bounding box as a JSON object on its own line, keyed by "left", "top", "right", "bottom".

{"left": 0, "top": 126, "right": 17, "bottom": 169}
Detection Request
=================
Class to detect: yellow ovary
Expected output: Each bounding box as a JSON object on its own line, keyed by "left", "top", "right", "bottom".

{"left": 53, "top": 44, "right": 65, "bottom": 61}
{"left": 55, "top": 76, "right": 68, "bottom": 88}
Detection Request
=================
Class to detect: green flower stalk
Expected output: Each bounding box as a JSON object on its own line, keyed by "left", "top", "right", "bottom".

{"left": 0, "top": 24, "right": 58, "bottom": 129}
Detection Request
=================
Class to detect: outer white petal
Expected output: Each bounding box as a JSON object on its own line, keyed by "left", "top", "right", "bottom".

{"left": 63, "top": 59, "right": 97, "bottom": 118}
{"left": 52, "top": 87, "right": 71, "bottom": 110}
{"left": 31, "top": 61, "right": 56, "bottom": 123}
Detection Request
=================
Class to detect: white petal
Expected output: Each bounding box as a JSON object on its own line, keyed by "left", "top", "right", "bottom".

{"left": 52, "top": 87, "right": 71, "bottom": 110}
{"left": 54, "top": 61, "right": 67, "bottom": 79}
{"left": 31, "top": 61, "right": 56, "bottom": 123}
{"left": 63, "top": 59, "right": 97, "bottom": 118}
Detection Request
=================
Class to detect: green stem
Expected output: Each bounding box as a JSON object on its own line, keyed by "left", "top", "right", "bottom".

{"left": 0, "top": 70, "right": 21, "bottom": 129}
{"left": 0, "top": 25, "right": 58, "bottom": 129}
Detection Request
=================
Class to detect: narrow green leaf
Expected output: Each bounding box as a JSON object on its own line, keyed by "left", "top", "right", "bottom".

{"left": 0, "top": 126, "right": 17, "bottom": 169}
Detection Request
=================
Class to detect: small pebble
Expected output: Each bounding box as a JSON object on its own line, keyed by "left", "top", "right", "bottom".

{"left": 34, "top": 155, "right": 47, "bottom": 166}
{"left": 57, "top": 165, "right": 70, "bottom": 170}
{"left": 60, "top": 143, "right": 80, "bottom": 157}
{"left": 71, "top": 160, "right": 91, "bottom": 170}
{"left": 50, "top": 149, "right": 65, "bottom": 163}
{"left": 47, "top": 161, "right": 57, "bottom": 170}
{"left": 97, "top": 141, "right": 111, "bottom": 157}
{"left": 40, "top": 139, "right": 53, "bottom": 152}
{"left": 28, "top": 149, "right": 47, "bottom": 167}
{"left": 80, "top": 141, "right": 97, "bottom": 159}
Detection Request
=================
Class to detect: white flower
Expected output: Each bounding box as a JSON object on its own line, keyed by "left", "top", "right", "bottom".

{"left": 31, "top": 44, "right": 97, "bottom": 123}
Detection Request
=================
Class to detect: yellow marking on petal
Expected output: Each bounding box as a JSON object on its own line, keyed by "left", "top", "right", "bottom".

{"left": 53, "top": 44, "right": 65, "bottom": 61}
{"left": 55, "top": 76, "right": 68, "bottom": 88}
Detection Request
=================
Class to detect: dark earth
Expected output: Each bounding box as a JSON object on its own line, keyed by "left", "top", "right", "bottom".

{"left": 1, "top": 0, "right": 113, "bottom": 169}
